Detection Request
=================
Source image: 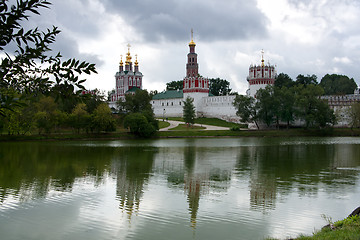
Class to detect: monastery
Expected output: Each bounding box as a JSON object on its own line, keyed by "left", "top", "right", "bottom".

{"left": 109, "top": 33, "right": 359, "bottom": 127}
{"left": 149, "top": 32, "right": 276, "bottom": 121}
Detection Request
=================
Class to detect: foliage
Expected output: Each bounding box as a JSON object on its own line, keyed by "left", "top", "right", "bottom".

{"left": 275, "top": 73, "right": 294, "bottom": 89}
{"left": 295, "top": 74, "right": 318, "bottom": 86}
{"left": 69, "top": 103, "right": 90, "bottom": 133}
{"left": 166, "top": 80, "right": 183, "bottom": 90}
{"left": 348, "top": 103, "right": 360, "bottom": 129}
{"left": 256, "top": 86, "right": 279, "bottom": 127}
{"left": 183, "top": 96, "right": 196, "bottom": 125}
{"left": 209, "top": 78, "right": 232, "bottom": 96}
{"left": 34, "top": 96, "right": 64, "bottom": 134}
{"left": 233, "top": 95, "right": 259, "bottom": 129}
{"left": 123, "top": 112, "right": 156, "bottom": 137}
{"left": 294, "top": 84, "right": 335, "bottom": 128}
{"left": 91, "top": 103, "right": 116, "bottom": 133}
{"left": 119, "top": 89, "right": 158, "bottom": 137}
{"left": 320, "top": 74, "right": 358, "bottom": 95}
{"left": 118, "top": 89, "right": 153, "bottom": 113}
{"left": 0, "top": 0, "right": 97, "bottom": 117}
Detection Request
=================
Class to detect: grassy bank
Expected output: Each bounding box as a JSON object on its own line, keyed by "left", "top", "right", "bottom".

{"left": 1, "top": 128, "right": 359, "bottom": 142}
{"left": 267, "top": 215, "right": 360, "bottom": 240}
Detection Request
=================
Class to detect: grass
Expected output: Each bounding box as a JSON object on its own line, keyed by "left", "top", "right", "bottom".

{"left": 159, "top": 117, "right": 247, "bottom": 128}
{"left": 168, "top": 124, "right": 206, "bottom": 131}
{"left": 158, "top": 120, "right": 170, "bottom": 129}
{"left": 267, "top": 215, "right": 360, "bottom": 240}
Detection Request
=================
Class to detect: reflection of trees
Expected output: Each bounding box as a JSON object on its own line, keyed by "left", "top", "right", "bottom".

{"left": 0, "top": 142, "right": 114, "bottom": 204}
{"left": 237, "top": 143, "right": 360, "bottom": 212}
{"left": 112, "top": 147, "right": 156, "bottom": 219}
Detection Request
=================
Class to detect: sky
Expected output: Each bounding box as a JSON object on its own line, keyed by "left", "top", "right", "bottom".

{"left": 17, "top": 0, "right": 360, "bottom": 95}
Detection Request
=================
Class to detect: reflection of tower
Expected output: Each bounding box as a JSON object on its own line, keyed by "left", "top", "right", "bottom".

{"left": 114, "top": 147, "right": 155, "bottom": 220}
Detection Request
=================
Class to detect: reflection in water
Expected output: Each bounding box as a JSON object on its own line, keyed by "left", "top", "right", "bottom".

{"left": 0, "top": 138, "right": 360, "bottom": 240}
{"left": 0, "top": 142, "right": 113, "bottom": 205}
{"left": 112, "top": 146, "right": 156, "bottom": 219}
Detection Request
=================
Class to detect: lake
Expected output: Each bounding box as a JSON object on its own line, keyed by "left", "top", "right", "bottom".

{"left": 0, "top": 137, "right": 360, "bottom": 240}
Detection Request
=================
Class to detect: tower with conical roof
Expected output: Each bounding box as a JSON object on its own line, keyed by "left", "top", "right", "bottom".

{"left": 246, "top": 50, "right": 276, "bottom": 98}
{"left": 182, "top": 30, "right": 209, "bottom": 117}
{"left": 112, "top": 44, "right": 143, "bottom": 102}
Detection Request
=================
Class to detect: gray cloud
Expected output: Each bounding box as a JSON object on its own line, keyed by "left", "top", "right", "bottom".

{"left": 102, "top": 0, "right": 268, "bottom": 42}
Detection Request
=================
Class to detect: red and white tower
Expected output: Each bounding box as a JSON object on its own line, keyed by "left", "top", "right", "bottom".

{"left": 183, "top": 29, "right": 209, "bottom": 94}
{"left": 246, "top": 50, "right": 276, "bottom": 98}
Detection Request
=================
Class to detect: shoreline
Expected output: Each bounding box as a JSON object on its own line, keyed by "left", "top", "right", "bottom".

{"left": 1, "top": 128, "right": 359, "bottom": 142}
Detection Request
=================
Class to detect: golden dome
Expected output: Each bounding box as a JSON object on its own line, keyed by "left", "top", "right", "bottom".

{"left": 189, "top": 28, "right": 196, "bottom": 46}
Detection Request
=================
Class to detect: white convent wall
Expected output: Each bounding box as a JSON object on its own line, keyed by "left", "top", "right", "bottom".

{"left": 200, "top": 95, "right": 239, "bottom": 122}
{"left": 151, "top": 98, "right": 183, "bottom": 118}
{"left": 152, "top": 94, "right": 240, "bottom": 122}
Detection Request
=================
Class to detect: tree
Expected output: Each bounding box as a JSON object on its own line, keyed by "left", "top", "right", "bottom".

{"left": 348, "top": 103, "right": 360, "bottom": 129}
{"left": 0, "top": 0, "right": 97, "bottom": 117}
{"left": 183, "top": 96, "right": 196, "bottom": 125}
{"left": 119, "top": 89, "right": 158, "bottom": 137}
{"left": 277, "top": 86, "right": 295, "bottom": 128}
{"left": 275, "top": 73, "right": 294, "bottom": 89}
{"left": 256, "top": 86, "right": 279, "bottom": 127}
{"left": 295, "top": 74, "right": 318, "bottom": 86}
{"left": 166, "top": 80, "right": 183, "bottom": 91}
{"left": 69, "top": 103, "right": 90, "bottom": 133}
{"left": 118, "top": 89, "right": 153, "bottom": 114}
{"left": 124, "top": 112, "right": 156, "bottom": 137}
{"left": 209, "top": 78, "right": 232, "bottom": 96}
{"left": 320, "top": 74, "right": 358, "bottom": 95}
{"left": 91, "top": 103, "right": 116, "bottom": 133}
{"left": 233, "top": 95, "right": 259, "bottom": 129}
{"left": 295, "top": 84, "right": 335, "bottom": 128}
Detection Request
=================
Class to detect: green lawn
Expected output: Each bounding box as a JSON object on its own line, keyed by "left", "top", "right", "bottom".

{"left": 158, "top": 120, "right": 170, "bottom": 129}
{"left": 159, "top": 117, "right": 247, "bottom": 128}
{"left": 168, "top": 124, "right": 206, "bottom": 131}
{"left": 267, "top": 215, "right": 360, "bottom": 240}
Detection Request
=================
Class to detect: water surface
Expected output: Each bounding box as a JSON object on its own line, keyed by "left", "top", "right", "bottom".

{"left": 0, "top": 137, "right": 360, "bottom": 240}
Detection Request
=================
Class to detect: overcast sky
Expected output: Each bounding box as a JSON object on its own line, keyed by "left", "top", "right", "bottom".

{"left": 23, "top": 0, "right": 360, "bottom": 94}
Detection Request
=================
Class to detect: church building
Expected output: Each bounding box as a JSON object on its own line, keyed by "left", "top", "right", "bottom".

{"left": 110, "top": 44, "right": 143, "bottom": 104}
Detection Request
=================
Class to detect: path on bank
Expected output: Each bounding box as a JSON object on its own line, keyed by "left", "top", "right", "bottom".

{"left": 159, "top": 120, "right": 229, "bottom": 131}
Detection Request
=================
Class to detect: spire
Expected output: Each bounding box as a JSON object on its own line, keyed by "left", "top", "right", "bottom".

{"left": 119, "top": 55, "right": 123, "bottom": 67}
{"left": 134, "top": 54, "right": 138, "bottom": 67}
{"left": 125, "top": 43, "right": 132, "bottom": 66}
{"left": 261, "top": 49, "right": 265, "bottom": 67}
{"left": 189, "top": 28, "right": 196, "bottom": 47}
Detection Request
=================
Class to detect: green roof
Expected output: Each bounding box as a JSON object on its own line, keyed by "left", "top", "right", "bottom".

{"left": 152, "top": 90, "right": 183, "bottom": 100}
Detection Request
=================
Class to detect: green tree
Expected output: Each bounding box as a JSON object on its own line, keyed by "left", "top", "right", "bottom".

{"left": 34, "top": 96, "right": 63, "bottom": 134}
{"left": 295, "top": 84, "right": 335, "bottom": 128}
{"left": 295, "top": 74, "right": 318, "bottom": 86}
{"left": 348, "top": 103, "right": 360, "bottom": 129}
{"left": 69, "top": 103, "right": 90, "bottom": 133}
{"left": 166, "top": 80, "right": 183, "bottom": 90}
{"left": 183, "top": 96, "right": 196, "bottom": 125}
{"left": 118, "top": 89, "right": 153, "bottom": 113}
{"left": 0, "top": 0, "right": 97, "bottom": 117}
{"left": 233, "top": 95, "right": 259, "bottom": 129}
{"left": 277, "top": 86, "right": 296, "bottom": 128}
{"left": 91, "top": 103, "right": 116, "bottom": 133}
{"left": 256, "top": 86, "right": 279, "bottom": 127}
{"left": 124, "top": 112, "right": 156, "bottom": 137}
{"left": 275, "top": 73, "right": 294, "bottom": 89}
{"left": 320, "top": 74, "right": 358, "bottom": 95}
{"left": 209, "top": 78, "right": 232, "bottom": 96}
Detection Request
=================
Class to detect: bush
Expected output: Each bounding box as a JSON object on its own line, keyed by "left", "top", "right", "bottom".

{"left": 124, "top": 113, "right": 156, "bottom": 137}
